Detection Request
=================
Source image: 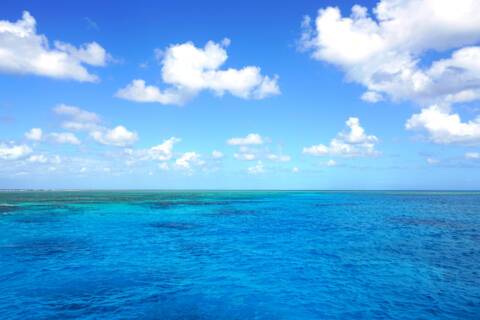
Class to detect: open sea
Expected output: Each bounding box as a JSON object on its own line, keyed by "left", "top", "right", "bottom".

{"left": 0, "top": 191, "right": 479, "bottom": 319}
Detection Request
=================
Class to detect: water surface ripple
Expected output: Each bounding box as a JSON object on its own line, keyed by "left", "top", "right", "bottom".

{"left": 0, "top": 191, "right": 479, "bottom": 319}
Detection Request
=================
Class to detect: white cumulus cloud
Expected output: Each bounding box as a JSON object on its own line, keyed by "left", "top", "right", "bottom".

{"left": 53, "top": 104, "right": 138, "bottom": 147}
{"left": 27, "top": 154, "right": 48, "bottom": 163}
{"left": 326, "top": 159, "right": 337, "bottom": 167}
{"left": 301, "top": 1, "right": 480, "bottom": 145}
{"left": 115, "top": 79, "right": 187, "bottom": 105}
{"left": 90, "top": 126, "right": 138, "bottom": 147}
{"left": 465, "top": 152, "right": 480, "bottom": 160}
{"left": 158, "top": 162, "right": 170, "bottom": 171}
{"left": 50, "top": 132, "right": 81, "bottom": 145}
{"left": 116, "top": 40, "right": 279, "bottom": 105}
{"left": 227, "top": 133, "right": 264, "bottom": 146}
{"left": 54, "top": 104, "right": 100, "bottom": 124}
{"left": 426, "top": 157, "right": 439, "bottom": 165}
{"left": 211, "top": 150, "right": 224, "bottom": 159}
{"left": 147, "top": 137, "right": 180, "bottom": 161}
{"left": 267, "top": 154, "right": 291, "bottom": 162}
{"left": 175, "top": 152, "right": 205, "bottom": 170}
{"left": 406, "top": 105, "right": 480, "bottom": 145}
{"left": 303, "top": 117, "right": 378, "bottom": 157}
{"left": 300, "top": 1, "right": 480, "bottom": 105}
{"left": 125, "top": 137, "right": 181, "bottom": 162}
{"left": 54, "top": 104, "right": 102, "bottom": 132}
{"left": 25, "top": 128, "right": 43, "bottom": 141}
{"left": 0, "top": 143, "right": 32, "bottom": 160}
{"left": 361, "top": 91, "right": 383, "bottom": 103}
{"left": 247, "top": 161, "right": 265, "bottom": 174}
{"left": 0, "top": 11, "right": 109, "bottom": 82}
{"left": 234, "top": 152, "right": 256, "bottom": 161}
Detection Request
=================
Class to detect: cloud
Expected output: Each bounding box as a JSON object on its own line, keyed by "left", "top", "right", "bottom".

{"left": 147, "top": 137, "right": 180, "bottom": 161}
{"left": 292, "top": 166, "right": 300, "bottom": 173}
{"left": 301, "top": 1, "right": 480, "bottom": 145}
{"left": 267, "top": 154, "right": 291, "bottom": 162}
{"left": 125, "top": 137, "right": 180, "bottom": 162}
{"left": 158, "top": 162, "right": 169, "bottom": 170}
{"left": 326, "top": 159, "right": 337, "bottom": 167}
{"left": 27, "top": 154, "right": 48, "bottom": 163}
{"left": 234, "top": 152, "right": 256, "bottom": 161}
{"left": 300, "top": 1, "right": 480, "bottom": 105}
{"left": 361, "top": 91, "right": 383, "bottom": 103}
{"left": 51, "top": 155, "right": 62, "bottom": 164}
{"left": 50, "top": 132, "right": 81, "bottom": 145}
{"left": 227, "top": 133, "right": 264, "bottom": 146}
{"left": 84, "top": 17, "right": 99, "bottom": 31}
{"left": 0, "top": 153, "right": 125, "bottom": 178}
{"left": 303, "top": 117, "right": 378, "bottom": 157}
{"left": 115, "top": 79, "right": 188, "bottom": 105}
{"left": 116, "top": 40, "right": 280, "bottom": 105}
{"left": 90, "top": 126, "right": 138, "bottom": 147}
{"left": 406, "top": 105, "right": 480, "bottom": 145}
{"left": 211, "top": 150, "right": 224, "bottom": 159}
{"left": 0, "top": 143, "right": 32, "bottom": 160}
{"left": 230, "top": 137, "right": 292, "bottom": 163}
{"left": 27, "top": 154, "right": 61, "bottom": 164}
{"left": 426, "top": 157, "right": 439, "bottom": 165}
{"left": 53, "top": 104, "right": 138, "bottom": 147}
{"left": 54, "top": 104, "right": 100, "bottom": 123}
{"left": 247, "top": 161, "right": 264, "bottom": 174}
{"left": 25, "top": 128, "right": 42, "bottom": 141}
{"left": 175, "top": 152, "right": 205, "bottom": 170}
{"left": 0, "top": 11, "right": 109, "bottom": 82}
{"left": 465, "top": 152, "right": 480, "bottom": 160}
{"left": 54, "top": 104, "right": 102, "bottom": 132}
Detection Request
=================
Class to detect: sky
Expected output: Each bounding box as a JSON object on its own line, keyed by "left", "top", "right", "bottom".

{"left": 1, "top": 0, "right": 480, "bottom": 190}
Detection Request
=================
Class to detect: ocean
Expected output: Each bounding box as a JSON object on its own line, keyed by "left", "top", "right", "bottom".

{"left": 0, "top": 191, "right": 479, "bottom": 319}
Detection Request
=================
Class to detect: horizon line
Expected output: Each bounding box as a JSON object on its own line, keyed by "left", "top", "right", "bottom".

{"left": 1, "top": 189, "right": 480, "bottom": 192}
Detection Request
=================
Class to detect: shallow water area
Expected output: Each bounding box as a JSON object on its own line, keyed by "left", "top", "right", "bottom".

{"left": 0, "top": 191, "right": 479, "bottom": 319}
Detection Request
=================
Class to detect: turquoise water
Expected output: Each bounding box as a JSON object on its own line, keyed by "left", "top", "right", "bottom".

{"left": 0, "top": 191, "right": 479, "bottom": 319}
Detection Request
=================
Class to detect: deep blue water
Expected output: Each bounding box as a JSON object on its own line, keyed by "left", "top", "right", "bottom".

{"left": 0, "top": 191, "right": 479, "bottom": 319}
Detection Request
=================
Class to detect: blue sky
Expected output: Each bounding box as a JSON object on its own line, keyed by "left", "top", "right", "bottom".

{"left": 1, "top": 0, "right": 480, "bottom": 189}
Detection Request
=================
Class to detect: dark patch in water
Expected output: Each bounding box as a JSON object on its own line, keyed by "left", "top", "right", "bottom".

{"left": 144, "top": 294, "right": 267, "bottom": 320}
{"left": 54, "top": 301, "right": 92, "bottom": 312}
{"left": 11, "top": 215, "right": 60, "bottom": 224}
{"left": 213, "top": 208, "right": 256, "bottom": 216}
{"left": 0, "top": 204, "right": 19, "bottom": 214}
{"left": 149, "top": 222, "right": 198, "bottom": 230}
{"left": 178, "top": 242, "right": 215, "bottom": 258}
{"left": 389, "top": 216, "right": 468, "bottom": 229}
{"left": 10, "top": 204, "right": 86, "bottom": 217}
{"left": 145, "top": 199, "right": 266, "bottom": 210}
{"left": 313, "top": 203, "right": 358, "bottom": 207}
{"left": 309, "top": 249, "right": 340, "bottom": 260}
{"left": 0, "top": 237, "right": 89, "bottom": 259}
{"left": 146, "top": 200, "right": 235, "bottom": 210}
